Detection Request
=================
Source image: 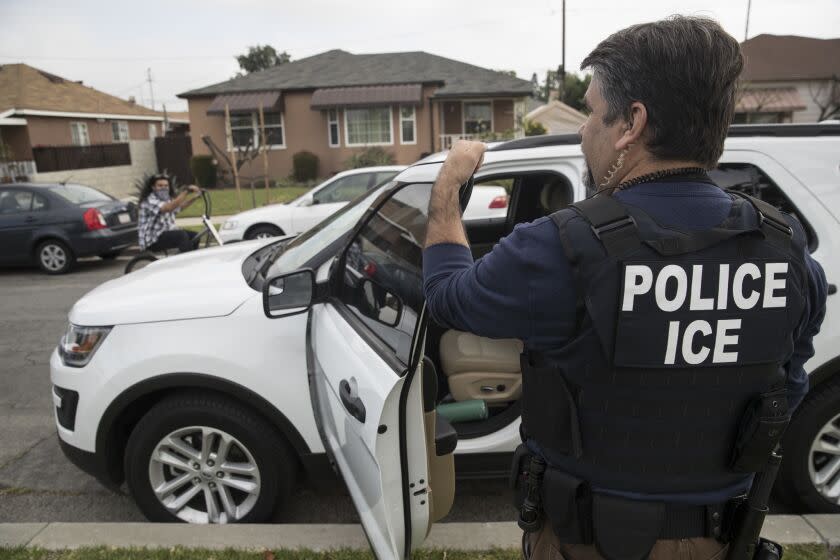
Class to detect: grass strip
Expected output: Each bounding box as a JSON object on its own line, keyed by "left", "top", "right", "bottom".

{"left": 0, "top": 546, "right": 831, "bottom": 560}
{"left": 178, "top": 186, "right": 311, "bottom": 218}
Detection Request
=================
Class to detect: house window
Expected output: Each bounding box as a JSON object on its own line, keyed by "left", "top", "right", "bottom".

{"left": 464, "top": 101, "right": 492, "bottom": 134}
{"left": 229, "top": 112, "right": 285, "bottom": 150}
{"left": 327, "top": 109, "right": 340, "bottom": 147}
{"left": 345, "top": 107, "right": 392, "bottom": 146}
{"left": 148, "top": 123, "right": 158, "bottom": 138}
{"left": 111, "top": 121, "right": 129, "bottom": 142}
{"left": 70, "top": 122, "right": 90, "bottom": 146}
{"left": 400, "top": 105, "right": 416, "bottom": 144}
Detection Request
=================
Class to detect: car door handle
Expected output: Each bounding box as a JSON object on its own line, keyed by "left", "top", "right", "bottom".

{"left": 339, "top": 379, "right": 366, "bottom": 423}
{"left": 829, "top": 283, "right": 837, "bottom": 296}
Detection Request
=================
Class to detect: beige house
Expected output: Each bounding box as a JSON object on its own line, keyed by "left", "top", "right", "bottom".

{"left": 179, "top": 49, "right": 534, "bottom": 180}
{"left": 524, "top": 99, "right": 587, "bottom": 135}
{"left": 736, "top": 35, "right": 840, "bottom": 123}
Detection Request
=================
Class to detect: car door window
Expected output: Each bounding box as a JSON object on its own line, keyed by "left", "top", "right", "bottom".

{"left": 314, "top": 173, "right": 373, "bottom": 204}
{"left": 0, "top": 191, "right": 33, "bottom": 214}
{"left": 372, "top": 171, "right": 398, "bottom": 188}
{"left": 710, "top": 163, "right": 817, "bottom": 251}
{"left": 32, "top": 194, "right": 48, "bottom": 211}
{"left": 339, "top": 182, "right": 431, "bottom": 365}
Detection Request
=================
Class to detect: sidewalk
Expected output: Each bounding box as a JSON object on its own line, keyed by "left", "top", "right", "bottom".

{"left": 3, "top": 517, "right": 840, "bottom": 550}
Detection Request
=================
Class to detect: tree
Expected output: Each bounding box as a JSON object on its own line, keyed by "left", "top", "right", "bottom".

{"left": 809, "top": 76, "right": 840, "bottom": 121}
{"left": 235, "top": 45, "right": 291, "bottom": 75}
{"left": 494, "top": 69, "right": 517, "bottom": 78}
{"left": 530, "top": 72, "right": 541, "bottom": 99}
{"left": 560, "top": 73, "right": 591, "bottom": 113}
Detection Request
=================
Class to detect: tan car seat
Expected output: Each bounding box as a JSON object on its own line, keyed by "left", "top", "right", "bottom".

{"left": 422, "top": 358, "right": 456, "bottom": 530}
{"left": 439, "top": 330, "right": 524, "bottom": 403}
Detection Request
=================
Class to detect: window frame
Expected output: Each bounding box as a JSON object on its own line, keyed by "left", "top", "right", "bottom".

{"left": 228, "top": 112, "right": 286, "bottom": 151}
{"left": 463, "top": 101, "right": 494, "bottom": 135}
{"left": 399, "top": 105, "right": 416, "bottom": 145}
{"left": 344, "top": 106, "right": 394, "bottom": 147}
{"left": 327, "top": 109, "right": 340, "bottom": 147}
{"left": 329, "top": 181, "right": 432, "bottom": 370}
{"left": 111, "top": 120, "right": 129, "bottom": 142}
{"left": 70, "top": 122, "right": 90, "bottom": 146}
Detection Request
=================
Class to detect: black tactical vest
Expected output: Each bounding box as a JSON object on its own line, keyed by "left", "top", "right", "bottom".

{"left": 520, "top": 191, "right": 809, "bottom": 495}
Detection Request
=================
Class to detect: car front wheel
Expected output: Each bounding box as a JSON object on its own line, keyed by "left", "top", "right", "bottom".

{"left": 124, "top": 392, "right": 295, "bottom": 523}
{"left": 245, "top": 224, "right": 283, "bottom": 240}
{"left": 777, "top": 377, "right": 840, "bottom": 512}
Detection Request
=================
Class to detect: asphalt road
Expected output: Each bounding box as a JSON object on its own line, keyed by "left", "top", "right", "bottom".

{"left": 0, "top": 256, "right": 515, "bottom": 523}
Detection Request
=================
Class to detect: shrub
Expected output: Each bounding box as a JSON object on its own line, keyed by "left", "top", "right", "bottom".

{"left": 523, "top": 119, "right": 547, "bottom": 136}
{"left": 346, "top": 146, "right": 395, "bottom": 169}
{"left": 293, "top": 151, "right": 319, "bottom": 181}
{"left": 190, "top": 155, "right": 217, "bottom": 188}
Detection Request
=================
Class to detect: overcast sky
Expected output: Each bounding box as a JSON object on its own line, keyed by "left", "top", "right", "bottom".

{"left": 1, "top": 0, "right": 838, "bottom": 113}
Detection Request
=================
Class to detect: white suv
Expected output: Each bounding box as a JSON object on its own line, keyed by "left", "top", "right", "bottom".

{"left": 52, "top": 125, "right": 839, "bottom": 551}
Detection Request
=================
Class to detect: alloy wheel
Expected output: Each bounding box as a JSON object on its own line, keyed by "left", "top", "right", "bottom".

{"left": 809, "top": 412, "right": 840, "bottom": 503}
{"left": 148, "top": 426, "right": 261, "bottom": 523}
{"left": 40, "top": 244, "right": 67, "bottom": 271}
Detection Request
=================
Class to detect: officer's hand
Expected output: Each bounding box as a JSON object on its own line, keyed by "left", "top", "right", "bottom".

{"left": 438, "top": 140, "right": 486, "bottom": 190}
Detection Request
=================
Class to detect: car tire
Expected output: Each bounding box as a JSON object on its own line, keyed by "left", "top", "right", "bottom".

{"left": 35, "top": 239, "right": 75, "bottom": 274}
{"left": 124, "top": 253, "right": 158, "bottom": 274}
{"left": 245, "top": 224, "right": 283, "bottom": 240}
{"left": 99, "top": 251, "right": 121, "bottom": 260}
{"left": 776, "top": 377, "right": 840, "bottom": 513}
{"left": 124, "top": 392, "right": 296, "bottom": 524}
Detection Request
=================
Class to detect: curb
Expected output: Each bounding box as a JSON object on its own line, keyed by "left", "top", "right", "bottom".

{"left": 1, "top": 517, "right": 838, "bottom": 550}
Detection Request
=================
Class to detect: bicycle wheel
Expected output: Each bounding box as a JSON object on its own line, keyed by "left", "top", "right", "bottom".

{"left": 124, "top": 253, "right": 158, "bottom": 274}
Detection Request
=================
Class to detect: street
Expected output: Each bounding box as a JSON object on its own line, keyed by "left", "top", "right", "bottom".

{"left": 0, "top": 256, "right": 514, "bottom": 523}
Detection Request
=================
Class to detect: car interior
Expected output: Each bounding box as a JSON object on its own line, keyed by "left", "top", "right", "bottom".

{"left": 424, "top": 171, "right": 574, "bottom": 440}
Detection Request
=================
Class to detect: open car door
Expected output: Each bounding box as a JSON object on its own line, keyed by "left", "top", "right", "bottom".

{"left": 306, "top": 180, "right": 459, "bottom": 559}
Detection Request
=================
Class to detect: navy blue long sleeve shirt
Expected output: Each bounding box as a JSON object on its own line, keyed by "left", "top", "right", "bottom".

{"left": 423, "top": 180, "right": 828, "bottom": 503}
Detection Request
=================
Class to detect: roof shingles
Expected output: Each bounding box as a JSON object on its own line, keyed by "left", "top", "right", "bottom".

{"left": 741, "top": 34, "right": 840, "bottom": 82}
{"left": 179, "top": 49, "right": 533, "bottom": 98}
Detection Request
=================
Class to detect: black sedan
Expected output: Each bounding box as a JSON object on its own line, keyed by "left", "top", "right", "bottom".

{"left": 0, "top": 183, "right": 137, "bottom": 274}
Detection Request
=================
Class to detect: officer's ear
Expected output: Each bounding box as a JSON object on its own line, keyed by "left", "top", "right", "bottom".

{"left": 615, "top": 101, "right": 647, "bottom": 151}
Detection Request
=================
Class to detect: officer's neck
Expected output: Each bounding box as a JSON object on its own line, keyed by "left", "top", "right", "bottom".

{"left": 615, "top": 154, "right": 704, "bottom": 187}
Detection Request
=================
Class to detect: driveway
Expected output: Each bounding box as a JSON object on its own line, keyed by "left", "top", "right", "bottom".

{"left": 0, "top": 256, "right": 514, "bottom": 523}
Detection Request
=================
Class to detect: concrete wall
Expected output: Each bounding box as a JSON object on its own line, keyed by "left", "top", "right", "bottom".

{"left": 32, "top": 140, "right": 158, "bottom": 199}
{"left": 189, "top": 85, "right": 440, "bottom": 181}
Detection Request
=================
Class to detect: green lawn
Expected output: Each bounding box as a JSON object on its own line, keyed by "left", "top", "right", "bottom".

{"left": 179, "top": 185, "right": 312, "bottom": 218}
{"left": 0, "top": 546, "right": 832, "bottom": 560}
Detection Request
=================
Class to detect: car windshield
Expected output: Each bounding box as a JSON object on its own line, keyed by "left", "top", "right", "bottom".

{"left": 266, "top": 183, "right": 393, "bottom": 275}
{"left": 47, "top": 184, "right": 114, "bottom": 205}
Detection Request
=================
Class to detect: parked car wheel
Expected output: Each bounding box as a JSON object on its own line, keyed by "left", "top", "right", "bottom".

{"left": 124, "top": 392, "right": 295, "bottom": 524}
{"left": 776, "top": 378, "right": 840, "bottom": 513}
{"left": 245, "top": 224, "right": 283, "bottom": 240}
{"left": 35, "top": 239, "right": 75, "bottom": 274}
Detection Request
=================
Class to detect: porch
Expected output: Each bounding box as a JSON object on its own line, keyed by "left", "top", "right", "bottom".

{"left": 436, "top": 98, "right": 525, "bottom": 150}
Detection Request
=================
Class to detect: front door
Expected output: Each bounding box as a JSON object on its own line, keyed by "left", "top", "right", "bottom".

{"left": 308, "top": 181, "right": 450, "bottom": 558}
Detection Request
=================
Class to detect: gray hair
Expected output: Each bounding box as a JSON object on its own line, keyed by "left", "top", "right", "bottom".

{"left": 581, "top": 16, "right": 743, "bottom": 168}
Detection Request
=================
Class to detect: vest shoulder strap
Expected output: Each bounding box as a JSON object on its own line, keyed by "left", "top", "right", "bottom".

{"left": 561, "top": 195, "right": 642, "bottom": 257}
{"left": 726, "top": 190, "right": 793, "bottom": 248}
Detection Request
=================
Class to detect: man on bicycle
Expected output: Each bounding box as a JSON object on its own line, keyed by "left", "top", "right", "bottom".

{"left": 137, "top": 174, "right": 202, "bottom": 253}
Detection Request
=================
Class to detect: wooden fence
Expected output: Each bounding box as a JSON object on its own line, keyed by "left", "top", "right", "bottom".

{"left": 32, "top": 143, "right": 131, "bottom": 173}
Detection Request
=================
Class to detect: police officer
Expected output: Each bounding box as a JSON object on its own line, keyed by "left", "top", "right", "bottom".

{"left": 423, "top": 16, "right": 828, "bottom": 560}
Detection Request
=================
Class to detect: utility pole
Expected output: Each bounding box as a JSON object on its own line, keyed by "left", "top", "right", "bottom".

{"left": 744, "top": 0, "right": 752, "bottom": 41}
{"left": 146, "top": 68, "right": 155, "bottom": 110}
{"left": 558, "top": 0, "right": 566, "bottom": 101}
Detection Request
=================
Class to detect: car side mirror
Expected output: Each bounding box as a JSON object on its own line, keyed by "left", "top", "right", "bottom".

{"left": 262, "top": 269, "right": 315, "bottom": 319}
{"left": 300, "top": 196, "right": 315, "bottom": 207}
{"left": 359, "top": 278, "right": 403, "bottom": 327}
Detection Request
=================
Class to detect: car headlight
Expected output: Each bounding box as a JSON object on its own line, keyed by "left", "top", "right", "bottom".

{"left": 221, "top": 220, "right": 238, "bottom": 230}
{"left": 58, "top": 324, "right": 112, "bottom": 368}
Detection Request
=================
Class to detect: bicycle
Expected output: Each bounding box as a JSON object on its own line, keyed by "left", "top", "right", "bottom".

{"left": 124, "top": 189, "right": 224, "bottom": 274}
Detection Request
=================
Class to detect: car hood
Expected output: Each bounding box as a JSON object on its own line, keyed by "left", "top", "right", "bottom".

{"left": 69, "top": 239, "right": 275, "bottom": 326}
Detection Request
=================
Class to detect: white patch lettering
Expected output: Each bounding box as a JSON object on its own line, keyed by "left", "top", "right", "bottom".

{"left": 713, "top": 319, "right": 741, "bottom": 363}
{"left": 717, "top": 264, "right": 729, "bottom": 310}
{"left": 655, "top": 265, "right": 688, "bottom": 312}
{"left": 682, "top": 320, "right": 712, "bottom": 365}
{"left": 763, "top": 262, "right": 788, "bottom": 308}
{"left": 622, "top": 265, "right": 654, "bottom": 311}
{"left": 733, "top": 263, "right": 761, "bottom": 310}
{"left": 664, "top": 321, "right": 680, "bottom": 365}
{"left": 690, "top": 264, "right": 714, "bottom": 311}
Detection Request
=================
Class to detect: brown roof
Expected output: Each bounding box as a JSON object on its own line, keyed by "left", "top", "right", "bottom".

{"left": 0, "top": 63, "right": 164, "bottom": 117}
{"left": 206, "top": 91, "right": 282, "bottom": 115}
{"left": 310, "top": 84, "right": 423, "bottom": 108}
{"left": 741, "top": 35, "right": 840, "bottom": 82}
